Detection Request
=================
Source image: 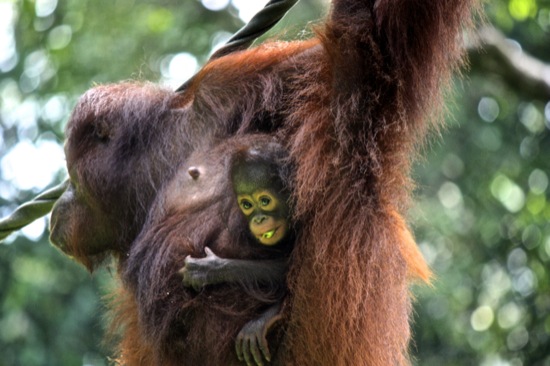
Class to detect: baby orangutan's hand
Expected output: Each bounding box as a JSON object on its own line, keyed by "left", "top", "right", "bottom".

{"left": 179, "top": 247, "right": 226, "bottom": 291}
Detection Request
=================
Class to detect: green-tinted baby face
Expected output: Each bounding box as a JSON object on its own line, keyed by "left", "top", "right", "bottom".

{"left": 237, "top": 189, "right": 289, "bottom": 245}
{"left": 233, "top": 163, "right": 289, "bottom": 246}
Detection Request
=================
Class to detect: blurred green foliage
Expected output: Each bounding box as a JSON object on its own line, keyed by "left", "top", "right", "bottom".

{"left": 0, "top": 0, "right": 549, "bottom": 365}
{"left": 411, "top": 1, "right": 550, "bottom": 365}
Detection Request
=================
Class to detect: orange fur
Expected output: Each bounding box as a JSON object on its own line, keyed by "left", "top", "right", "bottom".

{"left": 51, "top": 0, "right": 478, "bottom": 364}
{"left": 390, "top": 209, "right": 433, "bottom": 283}
{"left": 107, "top": 286, "right": 156, "bottom": 366}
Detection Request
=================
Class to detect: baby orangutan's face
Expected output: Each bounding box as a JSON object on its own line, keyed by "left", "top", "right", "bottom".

{"left": 237, "top": 189, "right": 289, "bottom": 246}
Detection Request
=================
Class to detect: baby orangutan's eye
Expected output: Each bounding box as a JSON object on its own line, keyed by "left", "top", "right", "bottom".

{"left": 241, "top": 200, "right": 253, "bottom": 210}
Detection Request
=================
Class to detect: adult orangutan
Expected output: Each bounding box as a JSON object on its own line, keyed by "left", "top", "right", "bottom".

{"left": 49, "top": 0, "right": 478, "bottom": 365}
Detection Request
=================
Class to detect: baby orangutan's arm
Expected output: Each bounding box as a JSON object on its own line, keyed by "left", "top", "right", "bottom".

{"left": 179, "top": 247, "right": 288, "bottom": 291}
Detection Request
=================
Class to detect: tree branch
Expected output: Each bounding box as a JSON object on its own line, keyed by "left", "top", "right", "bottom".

{"left": 467, "top": 26, "right": 550, "bottom": 101}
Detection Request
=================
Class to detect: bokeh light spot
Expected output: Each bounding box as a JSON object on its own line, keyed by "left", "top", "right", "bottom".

{"left": 21, "top": 217, "right": 47, "bottom": 241}
{"left": 210, "top": 31, "right": 233, "bottom": 55}
{"left": 147, "top": 8, "right": 173, "bottom": 33}
{"left": 438, "top": 181, "right": 463, "bottom": 209}
{"left": 497, "top": 302, "right": 522, "bottom": 329}
{"left": 528, "top": 169, "right": 549, "bottom": 194}
{"left": 512, "top": 268, "right": 536, "bottom": 297}
{"left": 521, "top": 225, "right": 542, "bottom": 249}
{"left": 508, "top": 0, "right": 537, "bottom": 21}
{"left": 0, "top": 140, "right": 65, "bottom": 191}
{"left": 478, "top": 97, "right": 500, "bottom": 123}
{"left": 545, "top": 237, "right": 550, "bottom": 258}
{"left": 545, "top": 101, "right": 550, "bottom": 127}
{"left": 471, "top": 306, "right": 494, "bottom": 332}
{"left": 519, "top": 103, "right": 545, "bottom": 134}
{"left": 42, "top": 95, "right": 68, "bottom": 124}
{"left": 160, "top": 52, "right": 198, "bottom": 88}
{"left": 35, "top": 0, "right": 58, "bottom": 18}
{"left": 202, "top": 0, "right": 230, "bottom": 11}
{"left": 232, "top": 0, "right": 266, "bottom": 22}
{"left": 47, "top": 25, "right": 72, "bottom": 50}
{"left": 0, "top": 3, "right": 18, "bottom": 73}
{"left": 507, "top": 327, "right": 529, "bottom": 351}
{"left": 441, "top": 153, "right": 465, "bottom": 179}
{"left": 490, "top": 175, "right": 525, "bottom": 213}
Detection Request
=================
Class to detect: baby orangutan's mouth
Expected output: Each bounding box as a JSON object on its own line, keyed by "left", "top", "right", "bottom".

{"left": 260, "top": 227, "right": 279, "bottom": 240}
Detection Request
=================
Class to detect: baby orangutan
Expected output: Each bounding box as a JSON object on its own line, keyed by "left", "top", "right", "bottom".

{"left": 178, "top": 135, "right": 294, "bottom": 366}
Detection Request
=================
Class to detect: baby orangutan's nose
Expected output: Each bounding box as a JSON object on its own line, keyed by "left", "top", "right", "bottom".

{"left": 253, "top": 215, "right": 267, "bottom": 224}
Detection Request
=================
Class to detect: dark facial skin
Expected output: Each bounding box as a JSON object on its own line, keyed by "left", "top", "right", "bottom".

{"left": 48, "top": 84, "right": 185, "bottom": 269}
{"left": 233, "top": 164, "right": 289, "bottom": 246}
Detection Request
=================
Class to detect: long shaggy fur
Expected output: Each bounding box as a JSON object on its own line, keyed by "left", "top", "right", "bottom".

{"left": 51, "top": 0, "right": 479, "bottom": 365}
{"left": 121, "top": 136, "right": 291, "bottom": 365}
